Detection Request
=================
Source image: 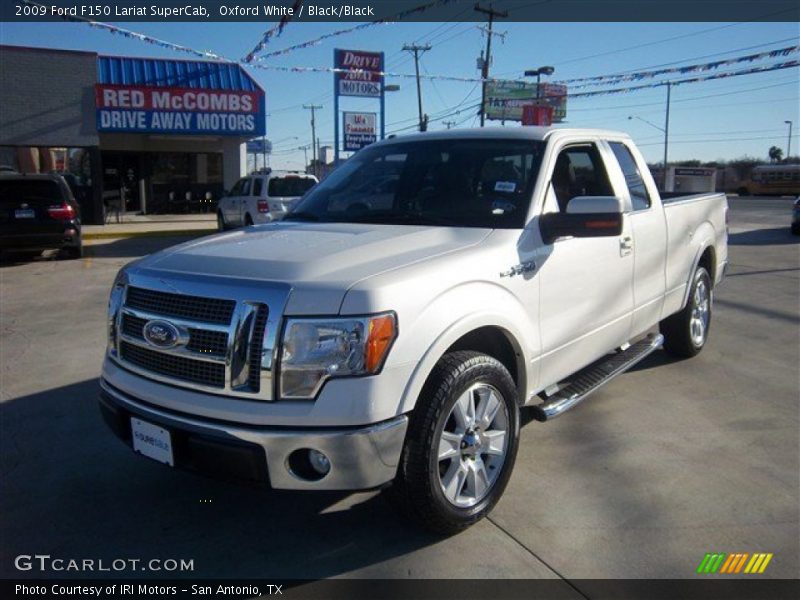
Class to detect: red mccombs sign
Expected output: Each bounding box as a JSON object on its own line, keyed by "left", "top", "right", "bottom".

{"left": 95, "top": 85, "right": 265, "bottom": 135}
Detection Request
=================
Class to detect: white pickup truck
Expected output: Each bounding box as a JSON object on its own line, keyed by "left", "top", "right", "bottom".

{"left": 100, "top": 128, "right": 728, "bottom": 532}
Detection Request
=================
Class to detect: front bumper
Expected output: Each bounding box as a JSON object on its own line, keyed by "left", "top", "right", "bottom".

{"left": 99, "top": 379, "right": 408, "bottom": 491}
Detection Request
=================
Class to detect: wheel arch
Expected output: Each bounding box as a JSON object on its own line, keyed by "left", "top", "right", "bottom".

{"left": 397, "top": 314, "right": 531, "bottom": 416}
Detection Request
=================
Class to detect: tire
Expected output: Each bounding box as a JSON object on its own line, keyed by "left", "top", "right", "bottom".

{"left": 736, "top": 187, "right": 750, "bottom": 197}
{"left": 217, "top": 211, "right": 227, "bottom": 231}
{"left": 59, "top": 244, "right": 83, "bottom": 260}
{"left": 244, "top": 214, "right": 254, "bottom": 227}
{"left": 660, "top": 266, "right": 712, "bottom": 358}
{"left": 791, "top": 222, "right": 800, "bottom": 236}
{"left": 388, "top": 351, "right": 520, "bottom": 534}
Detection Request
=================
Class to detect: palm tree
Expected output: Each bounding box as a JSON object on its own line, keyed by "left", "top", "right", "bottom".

{"left": 768, "top": 146, "right": 784, "bottom": 163}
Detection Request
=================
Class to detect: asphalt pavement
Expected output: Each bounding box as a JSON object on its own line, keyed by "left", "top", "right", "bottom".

{"left": 0, "top": 196, "right": 797, "bottom": 586}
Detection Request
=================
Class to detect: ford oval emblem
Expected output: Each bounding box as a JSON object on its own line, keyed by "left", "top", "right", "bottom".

{"left": 143, "top": 320, "right": 180, "bottom": 349}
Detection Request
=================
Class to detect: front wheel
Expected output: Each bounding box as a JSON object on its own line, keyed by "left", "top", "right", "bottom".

{"left": 217, "top": 211, "right": 227, "bottom": 231}
{"left": 389, "top": 351, "right": 520, "bottom": 534}
{"left": 660, "top": 266, "right": 712, "bottom": 358}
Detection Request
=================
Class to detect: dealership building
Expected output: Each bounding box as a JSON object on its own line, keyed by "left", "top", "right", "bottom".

{"left": 0, "top": 45, "right": 265, "bottom": 224}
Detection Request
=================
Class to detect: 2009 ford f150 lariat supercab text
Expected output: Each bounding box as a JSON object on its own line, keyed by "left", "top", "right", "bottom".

{"left": 100, "top": 128, "right": 728, "bottom": 532}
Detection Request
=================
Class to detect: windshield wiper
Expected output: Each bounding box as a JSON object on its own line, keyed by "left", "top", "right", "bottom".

{"left": 283, "top": 211, "right": 320, "bottom": 222}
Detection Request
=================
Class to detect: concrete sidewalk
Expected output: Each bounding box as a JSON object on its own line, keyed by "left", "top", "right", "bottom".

{"left": 83, "top": 213, "right": 217, "bottom": 240}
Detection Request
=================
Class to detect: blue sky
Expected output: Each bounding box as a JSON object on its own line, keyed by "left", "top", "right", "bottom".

{"left": 2, "top": 19, "right": 799, "bottom": 169}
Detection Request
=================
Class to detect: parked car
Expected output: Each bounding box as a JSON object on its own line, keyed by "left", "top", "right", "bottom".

{"left": 217, "top": 169, "right": 318, "bottom": 229}
{"left": 100, "top": 128, "right": 728, "bottom": 532}
{"left": 0, "top": 173, "right": 82, "bottom": 259}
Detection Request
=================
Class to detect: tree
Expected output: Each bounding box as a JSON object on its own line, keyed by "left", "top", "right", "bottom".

{"left": 768, "top": 146, "right": 784, "bottom": 163}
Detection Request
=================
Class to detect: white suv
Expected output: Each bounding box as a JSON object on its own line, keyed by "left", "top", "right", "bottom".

{"left": 217, "top": 170, "right": 318, "bottom": 229}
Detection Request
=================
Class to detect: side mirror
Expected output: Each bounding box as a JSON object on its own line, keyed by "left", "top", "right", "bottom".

{"left": 540, "top": 196, "right": 624, "bottom": 244}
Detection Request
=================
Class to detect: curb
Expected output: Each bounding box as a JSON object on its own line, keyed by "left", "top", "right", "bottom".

{"left": 83, "top": 229, "right": 217, "bottom": 240}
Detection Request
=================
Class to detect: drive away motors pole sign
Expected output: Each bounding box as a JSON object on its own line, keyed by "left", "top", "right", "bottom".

{"left": 343, "top": 112, "right": 377, "bottom": 151}
{"left": 334, "top": 48, "right": 385, "bottom": 163}
{"left": 334, "top": 49, "right": 384, "bottom": 98}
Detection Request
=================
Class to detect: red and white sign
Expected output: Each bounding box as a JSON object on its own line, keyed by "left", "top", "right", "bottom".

{"left": 95, "top": 85, "right": 260, "bottom": 113}
{"left": 95, "top": 84, "right": 265, "bottom": 135}
{"left": 343, "top": 111, "right": 377, "bottom": 151}
{"left": 334, "top": 49, "right": 384, "bottom": 98}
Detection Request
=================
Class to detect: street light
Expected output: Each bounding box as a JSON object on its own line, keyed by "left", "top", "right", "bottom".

{"left": 785, "top": 120, "right": 793, "bottom": 160}
{"left": 524, "top": 66, "right": 555, "bottom": 102}
{"left": 629, "top": 81, "right": 671, "bottom": 191}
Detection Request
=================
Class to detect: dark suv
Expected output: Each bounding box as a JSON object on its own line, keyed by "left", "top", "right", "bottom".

{"left": 0, "top": 173, "right": 83, "bottom": 259}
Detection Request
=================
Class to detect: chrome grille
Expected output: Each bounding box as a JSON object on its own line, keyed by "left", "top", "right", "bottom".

{"left": 186, "top": 329, "right": 228, "bottom": 356}
{"left": 121, "top": 313, "right": 228, "bottom": 357}
{"left": 126, "top": 286, "right": 235, "bottom": 324}
{"left": 120, "top": 341, "right": 225, "bottom": 388}
{"left": 110, "top": 278, "right": 288, "bottom": 401}
{"left": 248, "top": 305, "right": 269, "bottom": 392}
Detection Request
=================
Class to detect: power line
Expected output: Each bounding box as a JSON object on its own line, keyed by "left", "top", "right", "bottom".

{"left": 636, "top": 133, "right": 800, "bottom": 147}
{"left": 544, "top": 10, "right": 800, "bottom": 68}
{"left": 566, "top": 79, "right": 800, "bottom": 112}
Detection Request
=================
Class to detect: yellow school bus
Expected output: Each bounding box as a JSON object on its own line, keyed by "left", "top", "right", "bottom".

{"left": 736, "top": 164, "right": 800, "bottom": 196}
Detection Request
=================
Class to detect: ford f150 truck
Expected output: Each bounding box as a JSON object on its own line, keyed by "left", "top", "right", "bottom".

{"left": 100, "top": 128, "right": 728, "bottom": 532}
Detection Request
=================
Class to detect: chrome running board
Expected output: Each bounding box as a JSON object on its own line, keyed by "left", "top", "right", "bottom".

{"left": 531, "top": 333, "right": 664, "bottom": 422}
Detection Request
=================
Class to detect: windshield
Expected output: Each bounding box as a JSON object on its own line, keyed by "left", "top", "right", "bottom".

{"left": 286, "top": 138, "right": 545, "bottom": 228}
{"left": 268, "top": 176, "right": 317, "bottom": 198}
{"left": 0, "top": 179, "right": 63, "bottom": 204}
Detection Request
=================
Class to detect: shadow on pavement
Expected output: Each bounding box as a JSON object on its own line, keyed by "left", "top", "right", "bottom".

{"left": 0, "top": 379, "right": 441, "bottom": 580}
{"left": 85, "top": 236, "right": 205, "bottom": 259}
{"left": 0, "top": 249, "right": 61, "bottom": 267}
{"left": 728, "top": 227, "right": 799, "bottom": 246}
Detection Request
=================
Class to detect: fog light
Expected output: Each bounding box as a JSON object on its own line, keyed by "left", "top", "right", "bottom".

{"left": 308, "top": 449, "right": 331, "bottom": 475}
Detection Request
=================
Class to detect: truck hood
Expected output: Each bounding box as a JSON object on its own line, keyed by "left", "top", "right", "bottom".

{"left": 132, "top": 222, "right": 491, "bottom": 314}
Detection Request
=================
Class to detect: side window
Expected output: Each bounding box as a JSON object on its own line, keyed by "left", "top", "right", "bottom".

{"left": 551, "top": 144, "right": 613, "bottom": 212}
{"left": 609, "top": 142, "right": 651, "bottom": 211}
{"left": 230, "top": 178, "right": 249, "bottom": 197}
{"left": 252, "top": 178, "right": 263, "bottom": 197}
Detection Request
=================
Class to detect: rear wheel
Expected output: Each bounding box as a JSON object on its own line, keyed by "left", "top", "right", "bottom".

{"left": 389, "top": 351, "right": 520, "bottom": 534}
{"left": 217, "top": 211, "right": 227, "bottom": 231}
{"left": 59, "top": 244, "right": 83, "bottom": 260}
{"left": 244, "top": 214, "right": 254, "bottom": 227}
{"left": 660, "top": 266, "right": 712, "bottom": 358}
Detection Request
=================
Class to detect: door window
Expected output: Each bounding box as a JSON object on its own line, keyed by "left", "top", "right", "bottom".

{"left": 609, "top": 142, "right": 651, "bottom": 211}
{"left": 551, "top": 144, "right": 613, "bottom": 212}
{"left": 229, "top": 178, "right": 250, "bottom": 197}
{"left": 252, "top": 178, "right": 263, "bottom": 197}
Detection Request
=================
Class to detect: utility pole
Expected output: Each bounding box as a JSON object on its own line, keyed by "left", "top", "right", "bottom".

{"left": 303, "top": 104, "right": 322, "bottom": 177}
{"left": 443, "top": 120, "right": 456, "bottom": 130}
{"left": 663, "top": 82, "right": 671, "bottom": 192}
{"left": 475, "top": 3, "right": 507, "bottom": 127}
{"left": 402, "top": 43, "right": 432, "bottom": 132}
{"left": 299, "top": 145, "right": 309, "bottom": 173}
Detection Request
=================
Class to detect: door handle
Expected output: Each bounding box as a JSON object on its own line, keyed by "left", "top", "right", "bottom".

{"left": 620, "top": 236, "right": 633, "bottom": 256}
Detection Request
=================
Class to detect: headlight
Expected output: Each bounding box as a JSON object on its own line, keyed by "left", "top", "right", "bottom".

{"left": 107, "top": 269, "right": 128, "bottom": 352}
{"left": 279, "top": 312, "right": 397, "bottom": 399}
